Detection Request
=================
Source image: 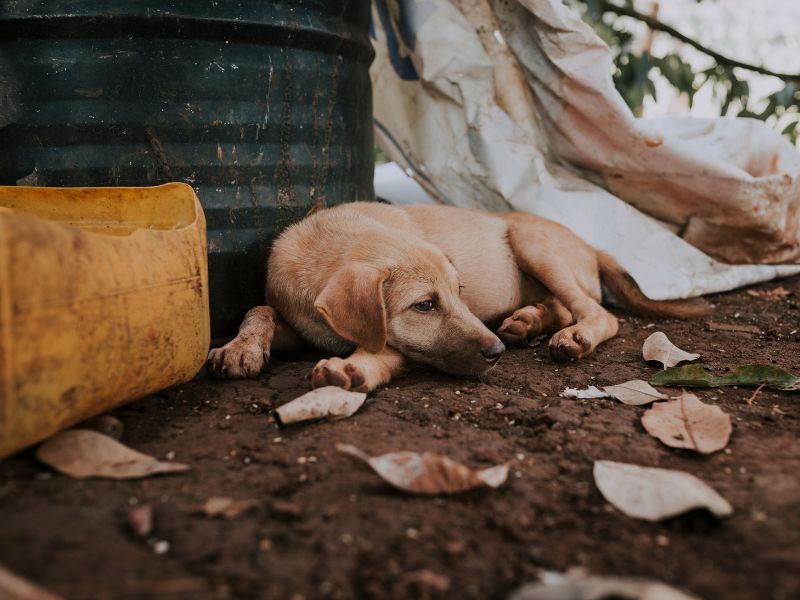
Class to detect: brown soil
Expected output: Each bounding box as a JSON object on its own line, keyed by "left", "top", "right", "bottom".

{"left": 2, "top": 277, "right": 799, "bottom": 600}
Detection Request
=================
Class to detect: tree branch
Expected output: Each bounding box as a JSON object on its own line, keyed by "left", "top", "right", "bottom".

{"left": 599, "top": 1, "right": 800, "bottom": 81}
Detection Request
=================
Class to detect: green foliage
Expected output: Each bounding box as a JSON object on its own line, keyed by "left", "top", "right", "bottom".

{"left": 651, "top": 363, "right": 800, "bottom": 391}
{"left": 568, "top": 0, "right": 800, "bottom": 145}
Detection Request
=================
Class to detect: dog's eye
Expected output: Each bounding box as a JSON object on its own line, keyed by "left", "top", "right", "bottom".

{"left": 414, "top": 300, "right": 435, "bottom": 312}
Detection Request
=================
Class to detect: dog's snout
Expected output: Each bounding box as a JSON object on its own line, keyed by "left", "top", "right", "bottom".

{"left": 481, "top": 339, "right": 505, "bottom": 361}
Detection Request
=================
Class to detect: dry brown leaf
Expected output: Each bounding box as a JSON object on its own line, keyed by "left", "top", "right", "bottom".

{"left": 0, "top": 564, "right": 64, "bottom": 600}
{"left": 337, "top": 444, "right": 509, "bottom": 495}
{"left": 602, "top": 380, "right": 670, "bottom": 406}
{"left": 197, "top": 496, "right": 260, "bottom": 519}
{"left": 642, "top": 392, "right": 731, "bottom": 454}
{"left": 509, "top": 575, "right": 700, "bottom": 600}
{"left": 642, "top": 332, "right": 700, "bottom": 369}
{"left": 746, "top": 286, "right": 790, "bottom": 302}
{"left": 36, "top": 429, "right": 189, "bottom": 479}
{"left": 275, "top": 386, "right": 367, "bottom": 425}
{"left": 594, "top": 460, "right": 732, "bottom": 521}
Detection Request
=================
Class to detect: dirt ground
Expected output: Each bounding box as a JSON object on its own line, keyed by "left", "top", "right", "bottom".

{"left": 1, "top": 276, "right": 799, "bottom": 600}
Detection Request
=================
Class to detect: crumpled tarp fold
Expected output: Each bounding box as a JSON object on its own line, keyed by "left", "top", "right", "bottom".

{"left": 371, "top": 0, "right": 800, "bottom": 299}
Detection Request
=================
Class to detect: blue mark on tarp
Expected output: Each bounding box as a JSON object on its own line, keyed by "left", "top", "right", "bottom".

{"left": 371, "top": 0, "right": 426, "bottom": 81}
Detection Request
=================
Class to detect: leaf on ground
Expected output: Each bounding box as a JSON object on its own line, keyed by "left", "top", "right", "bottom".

{"left": 274, "top": 386, "right": 367, "bottom": 425}
{"left": 509, "top": 575, "right": 701, "bottom": 600}
{"left": 593, "top": 460, "right": 732, "bottom": 521}
{"left": 746, "top": 286, "right": 790, "bottom": 302}
{"left": 336, "top": 444, "right": 509, "bottom": 495}
{"left": 641, "top": 392, "right": 731, "bottom": 454}
{"left": 36, "top": 429, "right": 189, "bottom": 479}
{"left": 642, "top": 332, "right": 700, "bottom": 369}
{"left": 0, "top": 564, "right": 64, "bottom": 600}
{"left": 651, "top": 363, "right": 800, "bottom": 391}
{"left": 602, "top": 380, "right": 671, "bottom": 406}
{"left": 194, "top": 497, "right": 260, "bottom": 519}
{"left": 559, "top": 386, "right": 608, "bottom": 399}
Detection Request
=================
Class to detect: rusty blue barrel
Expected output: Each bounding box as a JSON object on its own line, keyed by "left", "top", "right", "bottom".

{"left": 0, "top": 1, "right": 375, "bottom": 338}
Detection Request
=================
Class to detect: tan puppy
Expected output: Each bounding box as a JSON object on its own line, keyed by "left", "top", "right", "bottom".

{"left": 207, "top": 202, "right": 709, "bottom": 391}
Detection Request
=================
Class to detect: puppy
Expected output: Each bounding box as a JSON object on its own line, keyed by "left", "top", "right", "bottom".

{"left": 207, "top": 202, "right": 709, "bottom": 391}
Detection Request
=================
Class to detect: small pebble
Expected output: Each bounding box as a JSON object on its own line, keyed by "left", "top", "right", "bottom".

{"left": 127, "top": 505, "right": 153, "bottom": 538}
{"left": 152, "top": 540, "right": 170, "bottom": 555}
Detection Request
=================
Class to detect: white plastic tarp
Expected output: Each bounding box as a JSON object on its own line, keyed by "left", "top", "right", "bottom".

{"left": 370, "top": 0, "right": 800, "bottom": 299}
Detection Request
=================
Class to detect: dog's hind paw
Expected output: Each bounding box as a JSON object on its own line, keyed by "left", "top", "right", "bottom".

{"left": 310, "top": 358, "right": 368, "bottom": 392}
{"left": 206, "top": 340, "right": 269, "bottom": 378}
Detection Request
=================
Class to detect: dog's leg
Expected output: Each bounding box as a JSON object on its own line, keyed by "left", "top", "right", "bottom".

{"left": 310, "top": 346, "right": 406, "bottom": 392}
{"left": 506, "top": 220, "right": 619, "bottom": 360}
{"left": 497, "top": 297, "right": 573, "bottom": 346}
{"left": 207, "top": 306, "right": 303, "bottom": 378}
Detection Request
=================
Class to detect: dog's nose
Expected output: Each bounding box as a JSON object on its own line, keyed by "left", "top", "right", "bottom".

{"left": 481, "top": 339, "right": 505, "bottom": 361}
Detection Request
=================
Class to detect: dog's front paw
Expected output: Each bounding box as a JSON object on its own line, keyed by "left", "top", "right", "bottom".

{"left": 207, "top": 339, "right": 269, "bottom": 378}
{"left": 310, "top": 358, "right": 368, "bottom": 392}
{"left": 548, "top": 327, "right": 592, "bottom": 361}
{"left": 497, "top": 306, "right": 545, "bottom": 346}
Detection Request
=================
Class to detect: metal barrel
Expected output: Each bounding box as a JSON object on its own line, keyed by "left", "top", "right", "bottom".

{"left": 0, "top": 1, "right": 375, "bottom": 338}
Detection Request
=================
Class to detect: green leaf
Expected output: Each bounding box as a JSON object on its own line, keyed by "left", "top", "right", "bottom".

{"left": 781, "top": 121, "right": 798, "bottom": 136}
{"left": 651, "top": 364, "right": 800, "bottom": 391}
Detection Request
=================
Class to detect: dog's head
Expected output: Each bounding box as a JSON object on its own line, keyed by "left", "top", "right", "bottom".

{"left": 314, "top": 241, "right": 504, "bottom": 376}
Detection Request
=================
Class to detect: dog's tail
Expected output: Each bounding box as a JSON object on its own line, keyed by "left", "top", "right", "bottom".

{"left": 597, "top": 252, "right": 712, "bottom": 319}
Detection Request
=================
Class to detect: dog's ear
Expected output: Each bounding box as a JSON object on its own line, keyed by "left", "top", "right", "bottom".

{"left": 314, "top": 263, "right": 389, "bottom": 353}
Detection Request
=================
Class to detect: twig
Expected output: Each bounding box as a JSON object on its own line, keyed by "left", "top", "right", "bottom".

{"left": 746, "top": 384, "right": 765, "bottom": 405}
{"left": 599, "top": 1, "right": 800, "bottom": 81}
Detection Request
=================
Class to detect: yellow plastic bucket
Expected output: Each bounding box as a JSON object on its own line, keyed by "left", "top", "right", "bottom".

{"left": 0, "top": 183, "right": 210, "bottom": 458}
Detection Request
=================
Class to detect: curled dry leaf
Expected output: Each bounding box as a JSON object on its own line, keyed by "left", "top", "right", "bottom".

{"left": 560, "top": 386, "right": 608, "bottom": 399}
{"left": 36, "top": 429, "right": 189, "bottom": 479}
{"left": 274, "top": 386, "right": 367, "bottom": 426}
{"left": 602, "top": 380, "right": 670, "bottom": 406}
{"left": 642, "top": 392, "right": 732, "bottom": 454}
{"left": 642, "top": 332, "right": 700, "bottom": 369}
{"left": 509, "top": 575, "right": 700, "bottom": 600}
{"left": 651, "top": 363, "right": 800, "bottom": 391}
{"left": 594, "top": 460, "right": 732, "bottom": 521}
{"left": 336, "top": 444, "right": 509, "bottom": 495}
{"left": 196, "top": 496, "right": 260, "bottom": 519}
